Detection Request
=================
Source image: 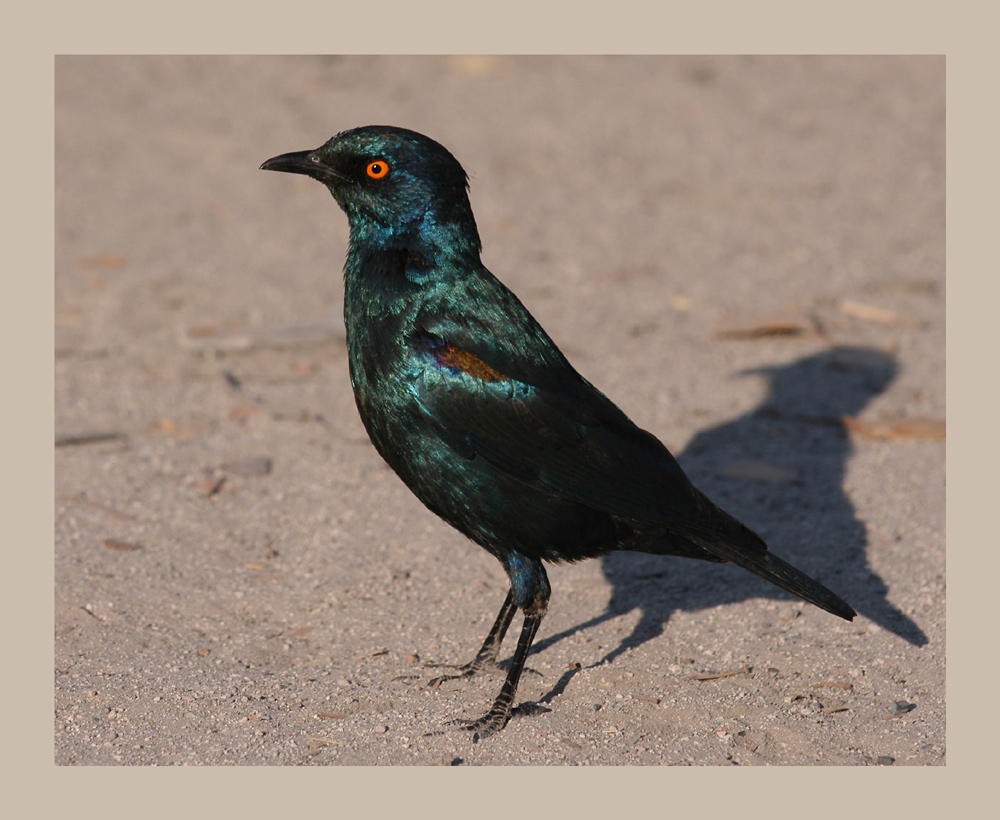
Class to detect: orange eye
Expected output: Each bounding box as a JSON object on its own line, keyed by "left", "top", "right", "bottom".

{"left": 366, "top": 160, "right": 389, "bottom": 179}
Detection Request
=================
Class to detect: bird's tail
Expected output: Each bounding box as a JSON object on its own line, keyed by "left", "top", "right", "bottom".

{"left": 681, "top": 501, "right": 856, "bottom": 621}
{"left": 705, "top": 537, "right": 857, "bottom": 621}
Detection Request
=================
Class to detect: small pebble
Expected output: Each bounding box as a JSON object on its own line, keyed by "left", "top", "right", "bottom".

{"left": 892, "top": 700, "right": 916, "bottom": 716}
{"left": 876, "top": 755, "right": 895, "bottom": 765}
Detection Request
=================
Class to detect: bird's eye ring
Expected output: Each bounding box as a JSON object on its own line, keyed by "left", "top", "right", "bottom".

{"left": 366, "top": 160, "right": 390, "bottom": 179}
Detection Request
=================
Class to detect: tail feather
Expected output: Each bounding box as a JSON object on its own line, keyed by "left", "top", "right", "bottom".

{"left": 685, "top": 525, "right": 856, "bottom": 621}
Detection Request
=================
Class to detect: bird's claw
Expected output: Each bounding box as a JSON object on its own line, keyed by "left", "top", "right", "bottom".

{"left": 450, "top": 712, "right": 510, "bottom": 741}
{"left": 444, "top": 701, "right": 550, "bottom": 740}
{"left": 427, "top": 659, "right": 503, "bottom": 688}
{"left": 428, "top": 666, "right": 476, "bottom": 688}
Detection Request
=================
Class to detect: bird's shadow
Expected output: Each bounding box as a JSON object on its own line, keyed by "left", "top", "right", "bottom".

{"left": 532, "top": 345, "right": 927, "bottom": 694}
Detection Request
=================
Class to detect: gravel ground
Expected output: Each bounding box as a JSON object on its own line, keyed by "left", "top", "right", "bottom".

{"left": 54, "top": 55, "right": 944, "bottom": 766}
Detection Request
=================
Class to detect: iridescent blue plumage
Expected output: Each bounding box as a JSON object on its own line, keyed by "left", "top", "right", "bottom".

{"left": 261, "top": 125, "right": 856, "bottom": 737}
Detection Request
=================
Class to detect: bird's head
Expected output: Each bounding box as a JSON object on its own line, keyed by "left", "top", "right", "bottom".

{"left": 261, "top": 125, "right": 481, "bottom": 254}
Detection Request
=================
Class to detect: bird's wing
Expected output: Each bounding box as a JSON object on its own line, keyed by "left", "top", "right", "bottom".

{"left": 411, "top": 310, "right": 707, "bottom": 531}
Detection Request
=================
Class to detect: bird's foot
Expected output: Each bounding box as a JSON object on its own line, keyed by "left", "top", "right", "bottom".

{"left": 426, "top": 658, "right": 503, "bottom": 688}
{"left": 446, "top": 701, "right": 550, "bottom": 741}
{"left": 451, "top": 708, "right": 511, "bottom": 741}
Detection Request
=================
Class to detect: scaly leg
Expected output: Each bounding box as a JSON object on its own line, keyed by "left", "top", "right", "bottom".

{"left": 428, "top": 589, "right": 516, "bottom": 686}
{"left": 459, "top": 600, "right": 545, "bottom": 739}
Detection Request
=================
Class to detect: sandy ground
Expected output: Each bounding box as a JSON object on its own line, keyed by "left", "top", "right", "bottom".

{"left": 54, "top": 56, "right": 944, "bottom": 765}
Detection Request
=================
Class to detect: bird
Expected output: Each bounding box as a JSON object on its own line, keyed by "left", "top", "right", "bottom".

{"left": 261, "top": 125, "right": 856, "bottom": 738}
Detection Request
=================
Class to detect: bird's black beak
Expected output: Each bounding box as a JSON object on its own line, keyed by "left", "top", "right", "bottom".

{"left": 261, "top": 149, "right": 347, "bottom": 190}
{"left": 260, "top": 149, "right": 323, "bottom": 177}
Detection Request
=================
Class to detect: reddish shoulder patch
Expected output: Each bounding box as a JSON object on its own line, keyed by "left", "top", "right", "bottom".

{"left": 436, "top": 342, "right": 508, "bottom": 382}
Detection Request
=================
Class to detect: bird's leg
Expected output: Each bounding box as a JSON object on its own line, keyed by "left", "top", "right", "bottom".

{"left": 452, "top": 553, "right": 550, "bottom": 737}
{"left": 435, "top": 554, "right": 549, "bottom": 737}
{"left": 459, "top": 596, "right": 546, "bottom": 739}
{"left": 428, "top": 589, "right": 516, "bottom": 686}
